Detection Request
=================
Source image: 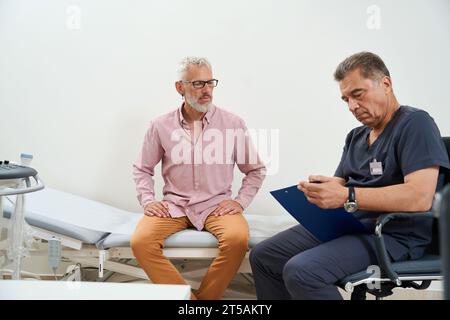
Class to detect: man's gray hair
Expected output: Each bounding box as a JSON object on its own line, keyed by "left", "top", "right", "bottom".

{"left": 334, "top": 51, "right": 390, "bottom": 81}
{"left": 178, "top": 56, "right": 212, "bottom": 80}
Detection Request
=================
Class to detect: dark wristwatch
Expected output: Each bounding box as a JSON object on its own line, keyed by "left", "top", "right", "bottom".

{"left": 344, "top": 186, "right": 358, "bottom": 213}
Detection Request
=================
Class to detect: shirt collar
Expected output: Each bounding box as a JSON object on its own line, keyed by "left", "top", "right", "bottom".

{"left": 178, "top": 103, "right": 216, "bottom": 126}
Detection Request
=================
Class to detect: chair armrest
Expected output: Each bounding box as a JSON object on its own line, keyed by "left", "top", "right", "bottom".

{"left": 373, "top": 211, "right": 433, "bottom": 285}
{"left": 375, "top": 212, "right": 433, "bottom": 229}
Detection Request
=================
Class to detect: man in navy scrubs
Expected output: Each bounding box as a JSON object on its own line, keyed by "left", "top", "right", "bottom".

{"left": 250, "top": 51, "right": 450, "bottom": 299}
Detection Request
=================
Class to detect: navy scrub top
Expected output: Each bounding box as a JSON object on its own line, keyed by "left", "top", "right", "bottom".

{"left": 335, "top": 105, "right": 450, "bottom": 260}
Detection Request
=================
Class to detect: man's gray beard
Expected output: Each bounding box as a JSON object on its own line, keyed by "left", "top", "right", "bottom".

{"left": 185, "top": 95, "right": 212, "bottom": 113}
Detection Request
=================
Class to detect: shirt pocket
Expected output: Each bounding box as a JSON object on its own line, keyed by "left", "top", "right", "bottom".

{"left": 374, "top": 150, "right": 401, "bottom": 181}
{"left": 375, "top": 151, "right": 390, "bottom": 167}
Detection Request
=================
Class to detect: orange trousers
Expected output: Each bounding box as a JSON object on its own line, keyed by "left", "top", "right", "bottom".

{"left": 130, "top": 213, "right": 249, "bottom": 300}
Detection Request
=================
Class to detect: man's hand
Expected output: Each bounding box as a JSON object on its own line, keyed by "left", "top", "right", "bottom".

{"left": 211, "top": 200, "right": 244, "bottom": 216}
{"left": 297, "top": 175, "right": 347, "bottom": 209}
{"left": 144, "top": 201, "right": 170, "bottom": 218}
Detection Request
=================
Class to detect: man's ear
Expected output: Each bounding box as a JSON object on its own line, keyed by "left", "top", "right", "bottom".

{"left": 382, "top": 76, "right": 393, "bottom": 94}
{"left": 175, "top": 81, "right": 184, "bottom": 97}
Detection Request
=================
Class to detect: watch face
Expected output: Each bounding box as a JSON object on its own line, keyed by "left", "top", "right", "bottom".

{"left": 345, "top": 202, "right": 358, "bottom": 213}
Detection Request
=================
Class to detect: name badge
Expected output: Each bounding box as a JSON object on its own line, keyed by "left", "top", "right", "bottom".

{"left": 370, "top": 159, "right": 383, "bottom": 176}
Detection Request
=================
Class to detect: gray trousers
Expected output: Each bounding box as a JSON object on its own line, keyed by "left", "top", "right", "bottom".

{"left": 249, "top": 224, "right": 380, "bottom": 300}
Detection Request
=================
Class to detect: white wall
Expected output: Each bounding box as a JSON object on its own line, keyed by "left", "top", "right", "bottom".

{"left": 1, "top": 0, "right": 449, "bottom": 215}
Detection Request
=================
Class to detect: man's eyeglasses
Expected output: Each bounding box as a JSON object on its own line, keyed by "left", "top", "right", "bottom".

{"left": 182, "top": 79, "right": 219, "bottom": 89}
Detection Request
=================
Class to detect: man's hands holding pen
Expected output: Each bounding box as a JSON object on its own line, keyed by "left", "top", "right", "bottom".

{"left": 298, "top": 175, "right": 348, "bottom": 209}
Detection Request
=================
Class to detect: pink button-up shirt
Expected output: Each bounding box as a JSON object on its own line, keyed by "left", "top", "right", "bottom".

{"left": 133, "top": 104, "right": 266, "bottom": 230}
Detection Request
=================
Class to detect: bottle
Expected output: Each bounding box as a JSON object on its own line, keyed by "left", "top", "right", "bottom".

{"left": 20, "top": 153, "right": 33, "bottom": 167}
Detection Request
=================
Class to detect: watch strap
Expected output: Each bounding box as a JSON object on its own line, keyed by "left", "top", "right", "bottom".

{"left": 348, "top": 186, "right": 356, "bottom": 202}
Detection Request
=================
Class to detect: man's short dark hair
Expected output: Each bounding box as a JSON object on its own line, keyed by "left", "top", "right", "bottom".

{"left": 334, "top": 51, "right": 390, "bottom": 81}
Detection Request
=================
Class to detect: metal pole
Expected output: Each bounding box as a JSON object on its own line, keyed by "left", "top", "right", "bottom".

{"left": 11, "top": 193, "right": 24, "bottom": 280}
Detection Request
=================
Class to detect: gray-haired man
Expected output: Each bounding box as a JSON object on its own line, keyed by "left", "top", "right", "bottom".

{"left": 132, "top": 57, "right": 266, "bottom": 300}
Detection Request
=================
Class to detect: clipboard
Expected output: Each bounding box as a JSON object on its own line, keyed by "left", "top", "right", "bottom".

{"left": 270, "top": 185, "right": 368, "bottom": 242}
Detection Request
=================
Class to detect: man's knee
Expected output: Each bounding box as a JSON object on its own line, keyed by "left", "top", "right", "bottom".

{"left": 249, "top": 244, "right": 262, "bottom": 268}
{"left": 249, "top": 240, "right": 273, "bottom": 267}
{"left": 130, "top": 232, "right": 145, "bottom": 254}
{"left": 219, "top": 230, "right": 249, "bottom": 252}
{"left": 130, "top": 232, "right": 160, "bottom": 257}
{"left": 282, "top": 256, "right": 322, "bottom": 291}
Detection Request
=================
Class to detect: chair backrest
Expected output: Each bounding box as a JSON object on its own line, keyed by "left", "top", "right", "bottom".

{"left": 426, "top": 137, "right": 450, "bottom": 255}
{"left": 442, "top": 137, "right": 450, "bottom": 186}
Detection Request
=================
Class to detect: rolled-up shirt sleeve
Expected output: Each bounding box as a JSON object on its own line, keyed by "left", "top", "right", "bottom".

{"left": 133, "top": 121, "right": 164, "bottom": 208}
{"left": 397, "top": 111, "right": 450, "bottom": 176}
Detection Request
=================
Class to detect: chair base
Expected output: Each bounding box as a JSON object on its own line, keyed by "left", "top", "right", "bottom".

{"left": 349, "top": 280, "right": 434, "bottom": 300}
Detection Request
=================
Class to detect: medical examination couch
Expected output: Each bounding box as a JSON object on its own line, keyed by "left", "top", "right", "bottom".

{"left": 0, "top": 187, "right": 296, "bottom": 282}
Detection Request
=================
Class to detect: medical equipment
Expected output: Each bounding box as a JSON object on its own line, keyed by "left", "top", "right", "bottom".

{"left": 48, "top": 237, "right": 62, "bottom": 278}
{"left": 0, "top": 156, "right": 44, "bottom": 279}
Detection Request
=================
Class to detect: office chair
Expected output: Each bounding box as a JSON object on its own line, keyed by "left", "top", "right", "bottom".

{"left": 440, "top": 183, "right": 450, "bottom": 299}
{"left": 337, "top": 136, "right": 450, "bottom": 300}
